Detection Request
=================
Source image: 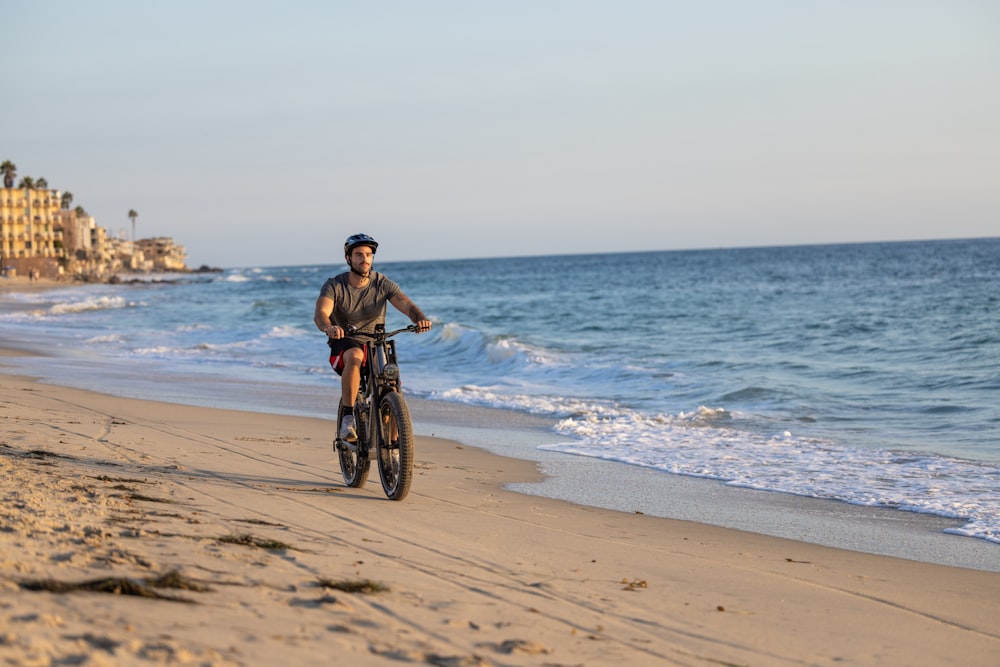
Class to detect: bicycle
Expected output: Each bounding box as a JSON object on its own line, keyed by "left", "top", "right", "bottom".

{"left": 334, "top": 324, "right": 418, "bottom": 501}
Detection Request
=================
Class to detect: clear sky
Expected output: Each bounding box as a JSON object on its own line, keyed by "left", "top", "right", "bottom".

{"left": 4, "top": 1, "right": 998, "bottom": 268}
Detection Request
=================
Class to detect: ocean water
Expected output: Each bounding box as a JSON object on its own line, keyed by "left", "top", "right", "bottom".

{"left": 2, "top": 238, "right": 999, "bottom": 547}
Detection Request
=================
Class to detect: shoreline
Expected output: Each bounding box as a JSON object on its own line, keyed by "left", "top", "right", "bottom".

{"left": 2, "top": 369, "right": 1000, "bottom": 664}
{"left": 2, "top": 279, "right": 998, "bottom": 573}
{"left": 0, "top": 275, "right": 63, "bottom": 293}
{"left": 1, "top": 330, "right": 998, "bottom": 572}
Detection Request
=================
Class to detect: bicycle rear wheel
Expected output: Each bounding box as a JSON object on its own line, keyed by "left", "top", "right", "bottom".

{"left": 337, "top": 405, "right": 370, "bottom": 488}
{"left": 376, "top": 391, "right": 414, "bottom": 501}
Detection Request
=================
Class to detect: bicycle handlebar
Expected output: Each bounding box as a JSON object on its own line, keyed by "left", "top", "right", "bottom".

{"left": 345, "top": 324, "right": 419, "bottom": 339}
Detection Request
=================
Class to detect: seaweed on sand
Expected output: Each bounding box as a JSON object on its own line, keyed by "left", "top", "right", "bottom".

{"left": 17, "top": 570, "right": 211, "bottom": 603}
{"left": 218, "top": 533, "right": 295, "bottom": 551}
{"left": 316, "top": 578, "right": 389, "bottom": 594}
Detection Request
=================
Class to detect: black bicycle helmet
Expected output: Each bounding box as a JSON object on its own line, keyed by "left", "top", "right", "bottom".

{"left": 344, "top": 233, "right": 378, "bottom": 255}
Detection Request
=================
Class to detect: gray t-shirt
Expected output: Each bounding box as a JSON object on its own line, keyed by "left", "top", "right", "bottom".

{"left": 319, "top": 271, "right": 401, "bottom": 334}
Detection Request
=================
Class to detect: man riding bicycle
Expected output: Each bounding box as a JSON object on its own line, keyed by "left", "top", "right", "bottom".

{"left": 314, "top": 233, "right": 432, "bottom": 442}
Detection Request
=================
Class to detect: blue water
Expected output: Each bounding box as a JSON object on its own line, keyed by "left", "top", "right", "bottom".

{"left": 3, "top": 238, "right": 999, "bottom": 544}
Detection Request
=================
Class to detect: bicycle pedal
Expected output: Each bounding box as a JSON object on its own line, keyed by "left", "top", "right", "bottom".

{"left": 337, "top": 438, "right": 358, "bottom": 454}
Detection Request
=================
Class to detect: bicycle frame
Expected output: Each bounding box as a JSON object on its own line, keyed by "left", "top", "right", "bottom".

{"left": 354, "top": 329, "right": 400, "bottom": 448}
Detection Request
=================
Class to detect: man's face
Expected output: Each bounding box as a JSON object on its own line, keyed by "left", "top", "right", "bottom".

{"left": 348, "top": 246, "right": 374, "bottom": 275}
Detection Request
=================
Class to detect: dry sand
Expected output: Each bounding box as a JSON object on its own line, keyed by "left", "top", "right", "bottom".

{"left": 0, "top": 276, "right": 65, "bottom": 292}
{"left": 1, "top": 358, "right": 999, "bottom": 667}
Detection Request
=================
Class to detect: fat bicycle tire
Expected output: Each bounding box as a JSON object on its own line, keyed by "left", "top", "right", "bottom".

{"left": 337, "top": 409, "right": 370, "bottom": 488}
{"left": 376, "top": 391, "right": 414, "bottom": 501}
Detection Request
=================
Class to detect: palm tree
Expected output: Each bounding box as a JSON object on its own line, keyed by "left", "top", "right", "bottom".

{"left": 61, "top": 192, "right": 73, "bottom": 210}
{"left": 128, "top": 209, "right": 138, "bottom": 243}
{"left": 1, "top": 160, "right": 15, "bottom": 188}
{"left": 36, "top": 177, "right": 48, "bottom": 190}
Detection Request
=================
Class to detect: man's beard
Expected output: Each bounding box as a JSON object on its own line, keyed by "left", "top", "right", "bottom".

{"left": 349, "top": 262, "right": 370, "bottom": 278}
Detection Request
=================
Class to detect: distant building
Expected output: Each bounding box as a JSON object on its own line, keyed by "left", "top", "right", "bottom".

{"left": 56, "top": 210, "right": 117, "bottom": 278}
{"left": 0, "top": 185, "right": 65, "bottom": 278}
{"left": 1, "top": 182, "right": 189, "bottom": 280}
{"left": 136, "top": 237, "right": 187, "bottom": 272}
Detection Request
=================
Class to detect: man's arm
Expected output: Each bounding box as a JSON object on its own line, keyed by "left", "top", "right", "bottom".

{"left": 389, "top": 292, "right": 432, "bottom": 332}
{"left": 314, "top": 295, "right": 337, "bottom": 336}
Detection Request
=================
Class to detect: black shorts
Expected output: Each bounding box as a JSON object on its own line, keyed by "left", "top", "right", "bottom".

{"left": 328, "top": 338, "right": 367, "bottom": 376}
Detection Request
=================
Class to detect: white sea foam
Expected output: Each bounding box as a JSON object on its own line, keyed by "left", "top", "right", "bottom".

{"left": 433, "top": 385, "right": 627, "bottom": 419}
{"left": 86, "top": 334, "right": 125, "bottom": 344}
{"left": 0, "top": 310, "right": 43, "bottom": 321}
{"left": 133, "top": 346, "right": 178, "bottom": 356}
{"left": 436, "top": 322, "right": 485, "bottom": 354}
{"left": 50, "top": 296, "right": 130, "bottom": 314}
{"left": 192, "top": 339, "right": 253, "bottom": 351}
{"left": 543, "top": 408, "right": 1000, "bottom": 544}
{"left": 435, "top": 323, "right": 551, "bottom": 369}
{"left": 263, "top": 325, "right": 308, "bottom": 338}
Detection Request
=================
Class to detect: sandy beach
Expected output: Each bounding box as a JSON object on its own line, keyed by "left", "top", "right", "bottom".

{"left": 2, "top": 351, "right": 999, "bottom": 666}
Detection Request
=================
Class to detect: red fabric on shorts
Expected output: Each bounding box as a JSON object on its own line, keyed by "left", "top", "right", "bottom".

{"left": 329, "top": 344, "right": 368, "bottom": 376}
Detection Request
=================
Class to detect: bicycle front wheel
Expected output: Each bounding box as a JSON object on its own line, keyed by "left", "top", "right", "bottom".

{"left": 376, "top": 391, "right": 414, "bottom": 501}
